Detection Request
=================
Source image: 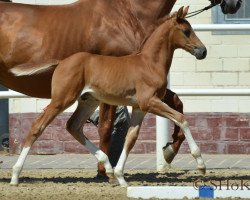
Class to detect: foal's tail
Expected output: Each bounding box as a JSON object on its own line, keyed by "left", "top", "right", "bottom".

{"left": 9, "top": 60, "right": 59, "bottom": 76}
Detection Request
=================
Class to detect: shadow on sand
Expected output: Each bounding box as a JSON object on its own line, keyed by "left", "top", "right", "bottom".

{"left": 0, "top": 171, "right": 249, "bottom": 185}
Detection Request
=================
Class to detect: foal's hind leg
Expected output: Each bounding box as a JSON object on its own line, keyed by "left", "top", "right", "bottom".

{"left": 146, "top": 96, "right": 206, "bottom": 174}
{"left": 10, "top": 104, "right": 63, "bottom": 185}
{"left": 162, "top": 89, "right": 185, "bottom": 164}
{"left": 66, "top": 95, "right": 113, "bottom": 178}
{"left": 114, "top": 108, "right": 145, "bottom": 187}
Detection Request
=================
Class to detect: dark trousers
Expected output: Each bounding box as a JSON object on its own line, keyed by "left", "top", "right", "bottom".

{"left": 89, "top": 106, "right": 130, "bottom": 167}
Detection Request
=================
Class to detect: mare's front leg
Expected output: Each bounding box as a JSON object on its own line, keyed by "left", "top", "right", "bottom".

{"left": 97, "top": 103, "right": 117, "bottom": 177}
{"left": 162, "top": 89, "right": 185, "bottom": 164}
{"left": 114, "top": 108, "right": 145, "bottom": 187}
{"left": 146, "top": 96, "right": 206, "bottom": 174}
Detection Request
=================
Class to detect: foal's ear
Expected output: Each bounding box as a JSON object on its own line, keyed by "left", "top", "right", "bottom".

{"left": 177, "top": 6, "right": 184, "bottom": 19}
{"left": 182, "top": 6, "right": 189, "bottom": 18}
{"left": 177, "top": 6, "right": 189, "bottom": 19}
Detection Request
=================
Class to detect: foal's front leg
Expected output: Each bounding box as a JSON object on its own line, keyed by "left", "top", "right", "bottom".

{"left": 147, "top": 96, "right": 206, "bottom": 174}
{"left": 114, "top": 108, "right": 145, "bottom": 187}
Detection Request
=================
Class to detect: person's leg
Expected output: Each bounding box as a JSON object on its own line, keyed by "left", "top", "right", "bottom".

{"left": 89, "top": 106, "right": 130, "bottom": 175}
{"left": 109, "top": 106, "right": 130, "bottom": 167}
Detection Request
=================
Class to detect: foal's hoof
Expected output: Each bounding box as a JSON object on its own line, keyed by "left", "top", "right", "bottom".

{"left": 120, "top": 182, "right": 129, "bottom": 188}
{"left": 10, "top": 182, "right": 18, "bottom": 186}
{"left": 163, "top": 144, "right": 176, "bottom": 164}
{"left": 197, "top": 167, "right": 206, "bottom": 175}
{"left": 114, "top": 170, "right": 128, "bottom": 187}
{"left": 107, "top": 173, "right": 117, "bottom": 184}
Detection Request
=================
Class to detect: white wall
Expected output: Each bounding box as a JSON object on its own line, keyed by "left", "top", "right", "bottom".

{"left": 9, "top": 0, "right": 250, "bottom": 113}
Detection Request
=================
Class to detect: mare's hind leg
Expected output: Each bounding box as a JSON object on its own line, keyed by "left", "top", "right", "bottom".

{"left": 146, "top": 96, "right": 206, "bottom": 174}
{"left": 66, "top": 95, "right": 113, "bottom": 178}
{"left": 114, "top": 108, "right": 145, "bottom": 187}
{"left": 10, "top": 103, "right": 64, "bottom": 185}
{"left": 97, "top": 103, "right": 116, "bottom": 177}
{"left": 162, "top": 89, "right": 185, "bottom": 164}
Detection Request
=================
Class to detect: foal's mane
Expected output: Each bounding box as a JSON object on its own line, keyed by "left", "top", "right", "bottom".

{"left": 138, "top": 12, "right": 177, "bottom": 51}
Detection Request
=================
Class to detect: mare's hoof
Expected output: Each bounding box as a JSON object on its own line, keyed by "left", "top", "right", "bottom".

{"left": 96, "top": 173, "right": 109, "bottom": 182}
{"left": 163, "top": 144, "right": 176, "bottom": 164}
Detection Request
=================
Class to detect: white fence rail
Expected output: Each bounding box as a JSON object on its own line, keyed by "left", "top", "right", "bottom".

{"left": 0, "top": 24, "right": 250, "bottom": 171}
{"left": 192, "top": 24, "right": 250, "bottom": 31}
{"left": 2, "top": 88, "right": 250, "bottom": 100}
{"left": 174, "top": 88, "right": 250, "bottom": 96}
{"left": 0, "top": 91, "right": 28, "bottom": 99}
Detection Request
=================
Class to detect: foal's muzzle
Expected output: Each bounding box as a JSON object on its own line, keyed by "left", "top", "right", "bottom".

{"left": 221, "top": 0, "right": 242, "bottom": 14}
{"left": 193, "top": 47, "right": 207, "bottom": 60}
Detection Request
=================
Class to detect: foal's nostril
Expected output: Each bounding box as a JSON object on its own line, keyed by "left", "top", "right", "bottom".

{"left": 202, "top": 47, "right": 207, "bottom": 58}
{"left": 194, "top": 47, "right": 207, "bottom": 60}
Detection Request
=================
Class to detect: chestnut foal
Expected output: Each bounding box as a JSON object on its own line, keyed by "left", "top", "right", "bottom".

{"left": 10, "top": 7, "right": 207, "bottom": 186}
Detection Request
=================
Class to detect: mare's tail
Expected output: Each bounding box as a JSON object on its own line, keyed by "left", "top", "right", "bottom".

{"left": 9, "top": 60, "right": 59, "bottom": 76}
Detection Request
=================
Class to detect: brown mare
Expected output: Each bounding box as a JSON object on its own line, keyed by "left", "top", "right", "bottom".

{"left": 10, "top": 6, "right": 207, "bottom": 186}
{"left": 0, "top": 0, "right": 241, "bottom": 176}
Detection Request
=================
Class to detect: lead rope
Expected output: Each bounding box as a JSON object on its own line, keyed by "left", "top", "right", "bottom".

{"left": 186, "top": 0, "right": 222, "bottom": 18}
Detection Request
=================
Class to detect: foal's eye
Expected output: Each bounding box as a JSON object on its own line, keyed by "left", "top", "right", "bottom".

{"left": 182, "top": 29, "right": 191, "bottom": 38}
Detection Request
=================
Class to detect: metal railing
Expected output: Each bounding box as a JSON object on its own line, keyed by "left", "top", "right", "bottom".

{"left": 192, "top": 24, "right": 250, "bottom": 31}
{"left": 0, "top": 91, "right": 28, "bottom": 99}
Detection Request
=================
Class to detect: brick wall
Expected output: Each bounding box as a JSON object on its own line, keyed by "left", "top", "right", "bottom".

{"left": 9, "top": 113, "right": 250, "bottom": 155}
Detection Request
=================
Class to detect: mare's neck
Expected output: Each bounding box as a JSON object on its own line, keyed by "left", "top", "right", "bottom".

{"left": 141, "top": 20, "right": 174, "bottom": 73}
{"left": 129, "top": 0, "right": 176, "bottom": 31}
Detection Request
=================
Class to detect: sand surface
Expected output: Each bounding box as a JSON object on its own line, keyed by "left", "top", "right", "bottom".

{"left": 0, "top": 168, "right": 249, "bottom": 200}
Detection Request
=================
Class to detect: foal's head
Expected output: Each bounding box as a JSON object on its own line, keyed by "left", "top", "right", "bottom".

{"left": 170, "top": 7, "right": 207, "bottom": 60}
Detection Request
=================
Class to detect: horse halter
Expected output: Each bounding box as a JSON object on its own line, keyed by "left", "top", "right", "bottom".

{"left": 220, "top": 0, "right": 242, "bottom": 14}
{"left": 186, "top": 0, "right": 223, "bottom": 18}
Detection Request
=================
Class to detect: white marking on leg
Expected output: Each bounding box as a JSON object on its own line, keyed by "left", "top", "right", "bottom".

{"left": 84, "top": 139, "right": 113, "bottom": 174}
{"left": 114, "top": 149, "right": 128, "bottom": 187}
{"left": 181, "top": 121, "right": 206, "bottom": 172}
{"left": 114, "top": 109, "right": 145, "bottom": 187}
{"left": 10, "top": 147, "right": 31, "bottom": 185}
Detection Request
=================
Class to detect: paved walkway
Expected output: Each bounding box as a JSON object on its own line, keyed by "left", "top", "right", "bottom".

{"left": 0, "top": 153, "right": 249, "bottom": 170}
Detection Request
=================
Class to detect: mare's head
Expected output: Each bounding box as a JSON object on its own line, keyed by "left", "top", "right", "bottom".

{"left": 212, "top": 0, "right": 242, "bottom": 14}
{"left": 170, "top": 7, "right": 207, "bottom": 60}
